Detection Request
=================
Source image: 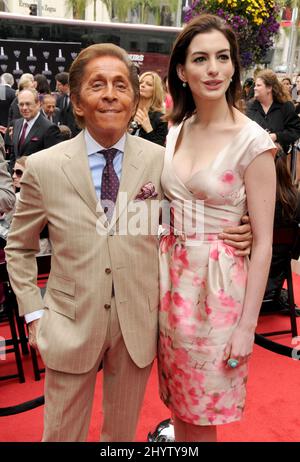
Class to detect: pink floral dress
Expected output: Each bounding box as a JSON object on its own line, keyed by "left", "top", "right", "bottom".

{"left": 158, "top": 120, "right": 276, "bottom": 426}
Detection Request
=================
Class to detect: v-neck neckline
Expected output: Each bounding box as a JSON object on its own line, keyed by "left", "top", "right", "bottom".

{"left": 170, "top": 119, "right": 253, "bottom": 190}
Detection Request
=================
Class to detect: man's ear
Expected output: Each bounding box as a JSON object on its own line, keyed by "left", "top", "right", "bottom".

{"left": 71, "top": 95, "right": 83, "bottom": 117}
{"left": 176, "top": 64, "right": 186, "bottom": 84}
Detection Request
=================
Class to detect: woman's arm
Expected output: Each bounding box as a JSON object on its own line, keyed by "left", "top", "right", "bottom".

{"left": 224, "top": 151, "right": 276, "bottom": 362}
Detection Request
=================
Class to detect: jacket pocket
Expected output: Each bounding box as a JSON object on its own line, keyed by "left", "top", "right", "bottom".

{"left": 48, "top": 273, "right": 76, "bottom": 298}
{"left": 46, "top": 274, "right": 76, "bottom": 319}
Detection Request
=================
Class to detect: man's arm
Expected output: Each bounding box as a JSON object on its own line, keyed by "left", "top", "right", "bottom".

{"left": 0, "top": 135, "right": 15, "bottom": 213}
{"left": 218, "top": 215, "right": 252, "bottom": 256}
{"left": 5, "top": 156, "right": 48, "bottom": 316}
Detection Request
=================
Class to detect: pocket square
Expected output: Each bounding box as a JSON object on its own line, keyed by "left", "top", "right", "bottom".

{"left": 135, "top": 182, "right": 158, "bottom": 200}
{"left": 30, "top": 137, "right": 39, "bottom": 141}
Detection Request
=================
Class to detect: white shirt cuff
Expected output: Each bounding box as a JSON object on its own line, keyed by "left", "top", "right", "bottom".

{"left": 24, "top": 309, "right": 44, "bottom": 324}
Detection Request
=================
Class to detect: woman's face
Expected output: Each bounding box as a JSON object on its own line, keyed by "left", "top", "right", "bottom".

{"left": 12, "top": 162, "right": 25, "bottom": 189}
{"left": 282, "top": 79, "right": 292, "bottom": 93}
{"left": 254, "top": 78, "right": 271, "bottom": 102}
{"left": 177, "top": 29, "right": 234, "bottom": 102}
{"left": 139, "top": 74, "right": 154, "bottom": 100}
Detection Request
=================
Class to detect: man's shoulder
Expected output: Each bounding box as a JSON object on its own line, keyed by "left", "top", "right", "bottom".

{"left": 27, "top": 135, "right": 80, "bottom": 167}
{"left": 127, "top": 133, "right": 165, "bottom": 157}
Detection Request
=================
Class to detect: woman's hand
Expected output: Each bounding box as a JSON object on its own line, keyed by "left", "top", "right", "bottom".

{"left": 223, "top": 324, "right": 255, "bottom": 366}
{"left": 134, "top": 108, "right": 153, "bottom": 133}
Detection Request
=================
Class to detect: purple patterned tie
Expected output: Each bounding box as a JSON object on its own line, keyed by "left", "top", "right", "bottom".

{"left": 100, "top": 148, "right": 119, "bottom": 221}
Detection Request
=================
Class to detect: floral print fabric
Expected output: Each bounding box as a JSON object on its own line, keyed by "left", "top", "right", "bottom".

{"left": 158, "top": 120, "right": 276, "bottom": 425}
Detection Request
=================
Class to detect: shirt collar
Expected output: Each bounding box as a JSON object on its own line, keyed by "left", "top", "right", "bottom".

{"left": 24, "top": 112, "right": 40, "bottom": 129}
{"left": 84, "top": 129, "right": 126, "bottom": 156}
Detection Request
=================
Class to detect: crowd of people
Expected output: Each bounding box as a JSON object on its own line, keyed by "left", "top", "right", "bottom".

{"left": 0, "top": 12, "right": 300, "bottom": 443}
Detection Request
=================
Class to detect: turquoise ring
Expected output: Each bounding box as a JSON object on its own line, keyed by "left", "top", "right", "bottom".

{"left": 227, "top": 358, "right": 239, "bottom": 368}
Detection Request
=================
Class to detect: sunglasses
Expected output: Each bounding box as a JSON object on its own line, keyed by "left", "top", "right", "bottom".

{"left": 12, "top": 169, "right": 23, "bottom": 177}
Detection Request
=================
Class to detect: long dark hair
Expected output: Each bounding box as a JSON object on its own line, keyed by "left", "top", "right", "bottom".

{"left": 167, "top": 13, "right": 242, "bottom": 125}
{"left": 275, "top": 149, "right": 298, "bottom": 220}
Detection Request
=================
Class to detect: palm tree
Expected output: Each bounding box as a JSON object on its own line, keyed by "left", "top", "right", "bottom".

{"left": 101, "top": 0, "right": 136, "bottom": 21}
{"left": 102, "top": 0, "right": 178, "bottom": 25}
{"left": 66, "top": 0, "right": 88, "bottom": 19}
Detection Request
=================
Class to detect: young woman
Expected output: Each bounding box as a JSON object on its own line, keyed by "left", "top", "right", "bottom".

{"left": 158, "top": 14, "right": 276, "bottom": 442}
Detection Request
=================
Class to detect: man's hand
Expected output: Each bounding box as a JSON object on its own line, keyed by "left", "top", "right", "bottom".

{"left": 218, "top": 215, "right": 252, "bottom": 256}
{"left": 28, "top": 319, "right": 40, "bottom": 350}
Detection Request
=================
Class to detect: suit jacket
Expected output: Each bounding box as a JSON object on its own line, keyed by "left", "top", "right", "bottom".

{"left": 56, "top": 94, "right": 80, "bottom": 137}
{"left": 0, "top": 85, "right": 16, "bottom": 127}
{"left": 5, "top": 131, "right": 164, "bottom": 373}
{"left": 10, "top": 113, "right": 62, "bottom": 168}
{"left": 0, "top": 134, "right": 15, "bottom": 213}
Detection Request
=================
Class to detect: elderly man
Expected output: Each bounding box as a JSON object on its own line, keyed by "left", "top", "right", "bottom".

{"left": 40, "top": 94, "right": 61, "bottom": 124}
{"left": 10, "top": 88, "right": 61, "bottom": 169}
{"left": 5, "top": 44, "right": 251, "bottom": 442}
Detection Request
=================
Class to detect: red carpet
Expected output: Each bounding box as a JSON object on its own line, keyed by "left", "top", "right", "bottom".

{"left": 1, "top": 276, "right": 300, "bottom": 442}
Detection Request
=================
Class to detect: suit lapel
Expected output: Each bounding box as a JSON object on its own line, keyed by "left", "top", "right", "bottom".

{"left": 110, "top": 134, "right": 146, "bottom": 229}
{"left": 14, "top": 119, "right": 23, "bottom": 153}
{"left": 20, "top": 114, "right": 43, "bottom": 154}
{"left": 61, "top": 132, "right": 104, "bottom": 222}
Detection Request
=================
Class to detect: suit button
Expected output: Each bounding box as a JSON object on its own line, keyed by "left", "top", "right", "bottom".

{"left": 104, "top": 304, "right": 111, "bottom": 310}
{"left": 104, "top": 221, "right": 109, "bottom": 228}
{"left": 105, "top": 268, "right": 111, "bottom": 274}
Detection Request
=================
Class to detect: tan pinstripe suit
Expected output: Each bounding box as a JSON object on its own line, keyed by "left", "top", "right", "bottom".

{"left": 5, "top": 131, "right": 165, "bottom": 440}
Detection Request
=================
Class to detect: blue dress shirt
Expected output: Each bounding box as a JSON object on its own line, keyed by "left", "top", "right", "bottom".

{"left": 85, "top": 129, "right": 125, "bottom": 197}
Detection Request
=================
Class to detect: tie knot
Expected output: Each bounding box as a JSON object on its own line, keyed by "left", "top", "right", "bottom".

{"left": 99, "top": 148, "right": 118, "bottom": 163}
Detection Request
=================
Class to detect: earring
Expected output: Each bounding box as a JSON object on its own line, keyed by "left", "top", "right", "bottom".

{"left": 230, "top": 78, "right": 233, "bottom": 83}
{"left": 182, "top": 81, "right": 187, "bottom": 88}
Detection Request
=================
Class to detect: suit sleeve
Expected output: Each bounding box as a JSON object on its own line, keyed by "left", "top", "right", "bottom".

{"left": 5, "top": 158, "right": 48, "bottom": 316}
{"left": 0, "top": 142, "right": 15, "bottom": 213}
{"left": 44, "top": 124, "right": 62, "bottom": 148}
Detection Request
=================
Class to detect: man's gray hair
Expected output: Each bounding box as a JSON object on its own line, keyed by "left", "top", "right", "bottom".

{"left": 1, "top": 73, "right": 14, "bottom": 87}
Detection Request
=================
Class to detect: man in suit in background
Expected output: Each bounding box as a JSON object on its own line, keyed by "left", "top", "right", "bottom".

{"left": 40, "top": 94, "right": 61, "bottom": 125}
{"left": 0, "top": 73, "right": 15, "bottom": 131}
{"left": 10, "top": 88, "right": 61, "bottom": 169}
{"left": 5, "top": 44, "right": 251, "bottom": 442}
{"left": 55, "top": 72, "right": 80, "bottom": 137}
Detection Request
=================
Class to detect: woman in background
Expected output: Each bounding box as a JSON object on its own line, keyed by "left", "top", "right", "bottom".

{"left": 247, "top": 69, "right": 300, "bottom": 154}
{"left": 130, "top": 71, "right": 168, "bottom": 146}
{"left": 262, "top": 148, "right": 300, "bottom": 314}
